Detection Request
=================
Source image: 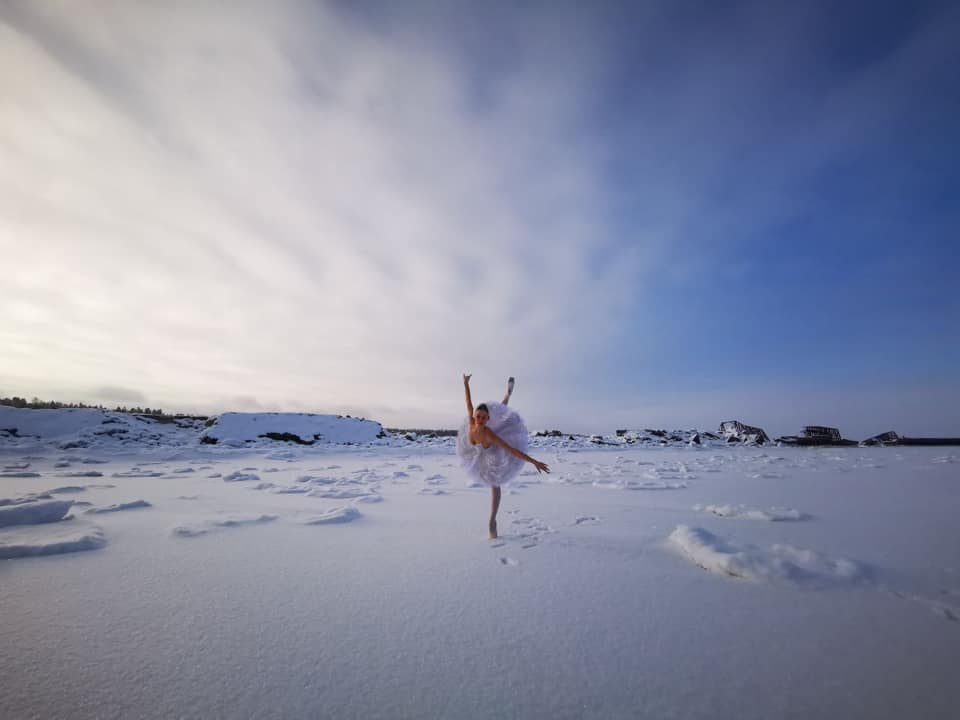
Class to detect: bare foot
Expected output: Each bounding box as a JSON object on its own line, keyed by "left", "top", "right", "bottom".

{"left": 489, "top": 519, "right": 498, "bottom": 539}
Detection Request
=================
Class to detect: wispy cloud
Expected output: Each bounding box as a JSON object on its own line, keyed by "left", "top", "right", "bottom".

{"left": 0, "top": 1, "right": 641, "bottom": 426}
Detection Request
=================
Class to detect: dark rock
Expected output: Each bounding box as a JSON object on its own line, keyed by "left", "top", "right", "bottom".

{"left": 258, "top": 432, "right": 314, "bottom": 445}
{"left": 59, "top": 440, "right": 89, "bottom": 449}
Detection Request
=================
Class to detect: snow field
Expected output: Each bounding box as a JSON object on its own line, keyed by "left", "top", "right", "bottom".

{"left": 1, "top": 445, "right": 958, "bottom": 719}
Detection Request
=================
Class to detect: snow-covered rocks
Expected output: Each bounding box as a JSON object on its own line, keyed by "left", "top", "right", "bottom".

{"left": 718, "top": 420, "right": 771, "bottom": 445}
{"left": 200, "top": 412, "right": 385, "bottom": 446}
{"left": 0, "top": 406, "right": 205, "bottom": 450}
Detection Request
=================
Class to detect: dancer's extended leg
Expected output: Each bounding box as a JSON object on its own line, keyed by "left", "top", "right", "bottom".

{"left": 502, "top": 376, "right": 515, "bottom": 405}
{"left": 489, "top": 486, "right": 501, "bottom": 539}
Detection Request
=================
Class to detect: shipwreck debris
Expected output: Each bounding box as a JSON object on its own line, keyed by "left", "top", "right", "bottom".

{"left": 776, "top": 426, "right": 858, "bottom": 447}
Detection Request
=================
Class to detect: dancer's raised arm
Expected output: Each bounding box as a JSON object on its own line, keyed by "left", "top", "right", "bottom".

{"left": 463, "top": 374, "right": 474, "bottom": 419}
{"left": 482, "top": 427, "right": 550, "bottom": 474}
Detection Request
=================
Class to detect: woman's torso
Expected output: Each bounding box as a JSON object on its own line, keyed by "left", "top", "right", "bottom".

{"left": 468, "top": 421, "right": 493, "bottom": 449}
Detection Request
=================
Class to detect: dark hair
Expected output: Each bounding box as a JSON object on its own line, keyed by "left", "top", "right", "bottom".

{"left": 476, "top": 403, "right": 489, "bottom": 413}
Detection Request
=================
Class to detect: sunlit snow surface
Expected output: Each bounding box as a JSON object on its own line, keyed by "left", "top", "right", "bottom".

{"left": 1, "top": 443, "right": 959, "bottom": 719}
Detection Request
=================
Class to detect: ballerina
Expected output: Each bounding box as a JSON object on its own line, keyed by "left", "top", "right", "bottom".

{"left": 456, "top": 374, "right": 550, "bottom": 539}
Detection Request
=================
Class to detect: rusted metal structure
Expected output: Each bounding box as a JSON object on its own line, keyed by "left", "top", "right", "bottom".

{"left": 777, "top": 425, "right": 858, "bottom": 447}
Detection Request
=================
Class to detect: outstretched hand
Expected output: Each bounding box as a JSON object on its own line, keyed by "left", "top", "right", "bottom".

{"left": 463, "top": 373, "right": 472, "bottom": 384}
{"left": 532, "top": 459, "right": 550, "bottom": 474}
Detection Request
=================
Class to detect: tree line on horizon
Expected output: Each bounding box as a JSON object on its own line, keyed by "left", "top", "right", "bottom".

{"left": 0, "top": 396, "right": 170, "bottom": 417}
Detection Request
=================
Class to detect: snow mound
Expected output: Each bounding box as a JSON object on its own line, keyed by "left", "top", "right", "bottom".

{"left": 268, "top": 485, "right": 309, "bottom": 494}
{"left": 668, "top": 525, "right": 867, "bottom": 587}
{"left": 171, "top": 514, "right": 278, "bottom": 537}
{"left": 85, "top": 500, "right": 152, "bottom": 514}
{"left": 694, "top": 504, "right": 809, "bottom": 521}
{"left": 112, "top": 469, "right": 164, "bottom": 478}
{"left": 350, "top": 493, "right": 383, "bottom": 503}
{"left": 0, "top": 499, "right": 74, "bottom": 528}
{"left": 307, "top": 487, "right": 376, "bottom": 499}
{"left": 0, "top": 522, "right": 106, "bottom": 558}
{"left": 0, "top": 493, "right": 53, "bottom": 506}
{"left": 200, "top": 412, "right": 384, "bottom": 446}
{"left": 224, "top": 470, "right": 260, "bottom": 482}
{"left": 593, "top": 479, "right": 687, "bottom": 490}
{"left": 302, "top": 506, "right": 361, "bottom": 524}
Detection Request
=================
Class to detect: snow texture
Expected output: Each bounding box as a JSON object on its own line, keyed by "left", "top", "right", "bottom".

{"left": 1, "top": 435, "right": 958, "bottom": 719}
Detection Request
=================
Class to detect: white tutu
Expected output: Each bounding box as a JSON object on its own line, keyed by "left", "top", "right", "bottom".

{"left": 456, "top": 401, "right": 529, "bottom": 488}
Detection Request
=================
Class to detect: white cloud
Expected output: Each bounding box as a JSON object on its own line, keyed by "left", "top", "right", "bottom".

{"left": 0, "top": 1, "right": 640, "bottom": 428}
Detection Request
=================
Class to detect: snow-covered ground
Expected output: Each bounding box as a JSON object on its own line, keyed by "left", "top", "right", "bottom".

{"left": 2, "top": 436, "right": 959, "bottom": 718}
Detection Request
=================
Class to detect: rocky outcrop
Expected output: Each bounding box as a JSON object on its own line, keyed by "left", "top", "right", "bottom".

{"left": 718, "top": 421, "right": 770, "bottom": 445}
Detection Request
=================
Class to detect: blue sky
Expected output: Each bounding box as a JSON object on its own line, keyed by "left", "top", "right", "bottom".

{"left": 1, "top": 0, "right": 957, "bottom": 437}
